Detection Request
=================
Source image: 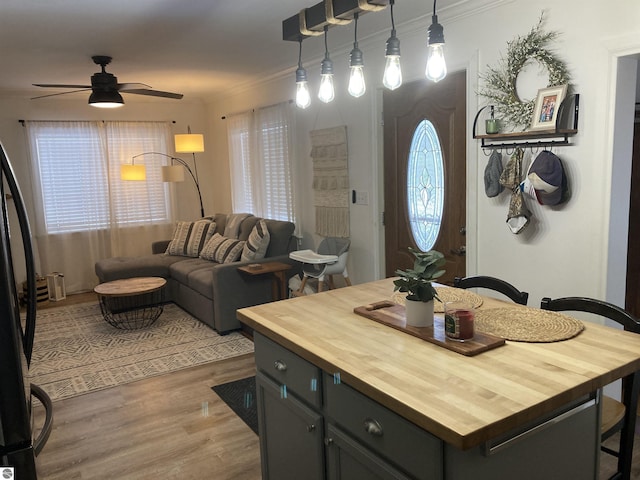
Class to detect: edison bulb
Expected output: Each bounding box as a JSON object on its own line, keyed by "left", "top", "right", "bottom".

{"left": 318, "top": 74, "right": 335, "bottom": 103}
{"left": 296, "top": 81, "right": 311, "bottom": 109}
{"left": 425, "top": 44, "right": 447, "bottom": 83}
{"left": 383, "top": 55, "right": 402, "bottom": 90}
{"left": 348, "top": 65, "right": 366, "bottom": 98}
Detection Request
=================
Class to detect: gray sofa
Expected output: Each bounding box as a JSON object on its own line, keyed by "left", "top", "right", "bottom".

{"left": 94, "top": 214, "right": 298, "bottom": 334}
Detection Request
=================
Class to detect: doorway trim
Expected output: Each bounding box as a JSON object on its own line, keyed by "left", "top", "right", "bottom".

{"left": 605, "top": 37, "right": 640, "bottom": 307}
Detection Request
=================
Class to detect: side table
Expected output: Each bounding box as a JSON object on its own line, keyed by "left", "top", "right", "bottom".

{"left": 237, "top": 262, "right": 292, "bottom": 301}
{"left": 94, "top": 277, "right": 166, "bottom": 329}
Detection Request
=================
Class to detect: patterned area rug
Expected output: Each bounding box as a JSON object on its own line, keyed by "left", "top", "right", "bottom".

{"left": 29, "top": 302, "right": 254, "bottom": 402}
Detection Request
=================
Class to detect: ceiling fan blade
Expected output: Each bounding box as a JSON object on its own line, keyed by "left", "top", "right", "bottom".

{"left": 121, "top": 89, "right": 183, "bottom": 100}
{"left": 31, "top": 89, "right": 91, "bottom": 100}
{"left": 117, "top": 83, "right": 152, "bottom": 90}
{"left": 33, "top": 83, "right": 92, "bottom": 89}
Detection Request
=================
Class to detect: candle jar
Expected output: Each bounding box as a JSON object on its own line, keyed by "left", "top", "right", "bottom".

{"left": 485, "top": 118, "right": 499, "bottom": 134}
{"left": 444, "top": 301, "right": 475, "bottom": 342}
{"left": 485, "top": 105, "right": 500, "bottom": 134}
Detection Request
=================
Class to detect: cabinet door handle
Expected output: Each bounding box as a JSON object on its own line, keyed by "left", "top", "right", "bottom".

{"left": 274, "top": 360, "right": 287, "bottom": 372}
{"left": 324, "top": 437, "right": 334, "bottom": 446}
{"left": 363, "top": 418, "right": 383, "bottom": 437}
{"left": 307, "top": 424, "right": 316, "bottom": 432}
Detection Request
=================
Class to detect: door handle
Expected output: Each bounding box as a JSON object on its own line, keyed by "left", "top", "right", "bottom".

{"left": 450, "top": 246, "right": 466, "bottom": 256}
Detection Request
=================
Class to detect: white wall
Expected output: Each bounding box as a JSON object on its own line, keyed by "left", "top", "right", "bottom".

{"left": 205, "top": 0, "right": 640, "bottom": 306}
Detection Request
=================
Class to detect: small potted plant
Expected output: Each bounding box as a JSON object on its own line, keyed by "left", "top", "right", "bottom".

{"left": 393, "top": 248, "right": 446, "bottom": 327}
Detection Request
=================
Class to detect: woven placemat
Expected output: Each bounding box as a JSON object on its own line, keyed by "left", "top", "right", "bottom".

{"left": 474, "top": 308, "right": 585, "bottom": 342}
{"left": 391, "top": 287, "right": 483, "bottom": 313}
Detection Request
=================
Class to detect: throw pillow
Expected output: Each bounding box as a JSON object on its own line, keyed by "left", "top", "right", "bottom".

{"left": 241, "top": 219, "right": 271, "bottom": 262}
{"left": 200, "top": 233, "right": 246, "bottom": 264}
{"left": 166, "top": 220, "right": 216, "bottom": 257}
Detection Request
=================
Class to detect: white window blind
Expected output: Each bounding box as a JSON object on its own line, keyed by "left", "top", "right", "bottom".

{"left": 227, "top": 102, "right": 296, "bottom": 224}
{"left": 27, "top": 121, "right": 173, "bottom": 234}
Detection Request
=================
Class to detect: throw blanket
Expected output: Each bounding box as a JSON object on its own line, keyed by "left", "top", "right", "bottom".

{"left": 224, "top": 213, "right": 252, "bottom": 238}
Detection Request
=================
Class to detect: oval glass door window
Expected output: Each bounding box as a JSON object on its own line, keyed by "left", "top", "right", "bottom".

{"left": 407, "top": 119, "right": 444, "bottom": 251}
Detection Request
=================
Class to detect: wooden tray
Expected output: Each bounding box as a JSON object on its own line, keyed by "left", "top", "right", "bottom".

{"left": 353, "top": 300, "right": 506, "bottom": 356}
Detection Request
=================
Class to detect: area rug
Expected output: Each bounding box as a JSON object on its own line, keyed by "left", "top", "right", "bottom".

{"left": 212, "top": 376, "right": 258, "bottom": 434}
{"left": 29, "top": 302, "right": 254, "bottom": 402}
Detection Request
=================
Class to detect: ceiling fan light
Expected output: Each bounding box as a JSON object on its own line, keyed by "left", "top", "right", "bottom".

{"left": 89, "top": 89, "right": 124, "bottom": 108}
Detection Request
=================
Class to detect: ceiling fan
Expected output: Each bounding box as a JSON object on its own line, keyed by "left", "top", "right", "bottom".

{"left": 32, "top": 55, "right": 183, "bottom": 108}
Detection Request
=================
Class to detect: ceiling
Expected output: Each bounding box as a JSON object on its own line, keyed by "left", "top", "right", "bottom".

{"left": 0, "top": 0, "right": 443, "bottom": 104}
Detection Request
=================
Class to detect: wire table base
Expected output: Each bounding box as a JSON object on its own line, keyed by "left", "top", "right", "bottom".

{"left": 94, "top": 277, "right": 166, "bottom": 330}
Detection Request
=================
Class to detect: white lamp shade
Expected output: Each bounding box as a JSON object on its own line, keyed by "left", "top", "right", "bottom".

{"left": 120, "top": 164, "right": 146, "bottom": 181}
{"left": 174, "top": 133, "right": 204, "bottom": 153}
{"left": 161, "top": 165, "right": 185, "bottom": 182}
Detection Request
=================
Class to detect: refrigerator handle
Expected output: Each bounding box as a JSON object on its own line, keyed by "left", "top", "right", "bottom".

{"left": 0, "top": 145, "right": 37, "bottom": 365}
{"left": 31, "top": 383, "right": 53, "bottom": 455}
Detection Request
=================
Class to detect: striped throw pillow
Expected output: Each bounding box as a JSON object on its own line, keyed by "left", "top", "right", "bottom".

{"left": 241, "top": 219, "right": 270, "bottom": 262}
{"left": 166, "top": 220, "right": 216, "bottom": 257}
{"left": 200, "top": 233, "right": 246, "bottom": 263}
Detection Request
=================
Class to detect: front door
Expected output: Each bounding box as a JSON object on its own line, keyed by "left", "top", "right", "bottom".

{"left": 383, "top": 70, "right": 467, "bottom": 284}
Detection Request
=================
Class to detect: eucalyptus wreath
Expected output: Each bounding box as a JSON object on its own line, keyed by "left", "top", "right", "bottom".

{"left": 478, "top": 15, "right": 571, "bottom": 130}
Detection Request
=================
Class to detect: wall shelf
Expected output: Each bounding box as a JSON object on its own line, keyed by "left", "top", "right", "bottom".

{"left": 473, "top": 94, "right": 579, "bottom": 151}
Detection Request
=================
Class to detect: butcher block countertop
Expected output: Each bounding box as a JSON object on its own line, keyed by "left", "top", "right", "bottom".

{"left": 237, "top": 278, "right": 640, "bottom": 450}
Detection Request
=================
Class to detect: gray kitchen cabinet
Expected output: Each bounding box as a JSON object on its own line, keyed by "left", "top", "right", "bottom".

{"left": 255, "top": 333, "right": 324, "bottom": 480}
{"left": 324, "top": 373, "right": 443, "bottom": 480}
{"left": 325, "top": 423, "right": 413, "bottom": 480}
{"left": 254, "top": 331, "right": 600, "bottom": 480}
{"left": 256, "top": 372, "right": 325, "bottom": 480}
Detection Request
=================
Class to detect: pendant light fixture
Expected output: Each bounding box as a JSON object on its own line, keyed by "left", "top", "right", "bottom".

{"left": 295, "top": 37, "right": 311, "bottom": 109}
{"left": 382, "top": 0, "right": 402, "bottom": 91}
{"left": 318, "top": 26, "right": 335, "bottom": 103}
{"left": 425, "top": 0, "right": 447, "bottom": 83}
{"left": 348, "top": 12, "right": 366, "bottom": 98}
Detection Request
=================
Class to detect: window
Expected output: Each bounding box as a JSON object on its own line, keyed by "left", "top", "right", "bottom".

{"left": 227, "top": 102, "right": 296, "bottom": 224}
{"left": 407, "top": 119, "right": 444, "bottom": 251}
{"left": 26, "top": 121, "right": 173, "bottom": 234}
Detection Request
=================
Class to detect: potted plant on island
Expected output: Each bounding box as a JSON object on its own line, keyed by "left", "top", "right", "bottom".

{"left": 393, "top": 248, "right": 446, "bottom": 327}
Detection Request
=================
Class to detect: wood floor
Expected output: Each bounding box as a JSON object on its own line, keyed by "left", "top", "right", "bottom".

{"left": 32, "top": 354, "right": 261, "bottom": 480}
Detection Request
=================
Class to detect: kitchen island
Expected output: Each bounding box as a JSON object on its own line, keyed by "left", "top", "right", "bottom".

{"left": 237, "top": 278, "right": 640, "bottom": 479}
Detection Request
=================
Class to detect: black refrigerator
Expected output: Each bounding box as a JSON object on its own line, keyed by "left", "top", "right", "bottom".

{"left": 0, "top": 142, "right": 53, "bottom": 479}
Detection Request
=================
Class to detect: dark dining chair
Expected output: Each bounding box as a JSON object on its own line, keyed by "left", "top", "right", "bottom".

{"left": 541, "top": 296, "right": 640, "bottom": 480}
{"left": 453, "top": 275, "right": 529, "bottom": 305}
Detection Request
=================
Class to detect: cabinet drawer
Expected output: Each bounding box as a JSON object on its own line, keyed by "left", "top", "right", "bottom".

{"left": 324, "top": 373, "right": 443, "bottom": 480}
{"left": 254, "top": 332, "right": 322, "bottom": 407}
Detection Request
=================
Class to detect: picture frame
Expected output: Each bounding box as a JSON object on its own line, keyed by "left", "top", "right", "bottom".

{"left": 529, "top": 84, "right": 568, "bottom": 131}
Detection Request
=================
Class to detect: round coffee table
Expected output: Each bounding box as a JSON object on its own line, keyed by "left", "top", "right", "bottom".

{"left": 94, "top": 277, "right": 167, "bottom": 330}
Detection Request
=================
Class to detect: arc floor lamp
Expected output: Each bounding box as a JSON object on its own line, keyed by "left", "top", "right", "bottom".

{"left": 121, "top": 128, "right": 205, "bottom": 218}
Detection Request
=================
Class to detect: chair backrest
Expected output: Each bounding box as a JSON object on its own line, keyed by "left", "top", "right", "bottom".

{"left": 318, "top": 237, "right": 350, "bottom": 256}
{"left": 540, "top": 297, "right": 640, "bottom": 333}
{"left": 540, "top": 295, "right": 640, "bottom": 479}
{"left": 453, "top": 275, "right": 529, "bottom": 305}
